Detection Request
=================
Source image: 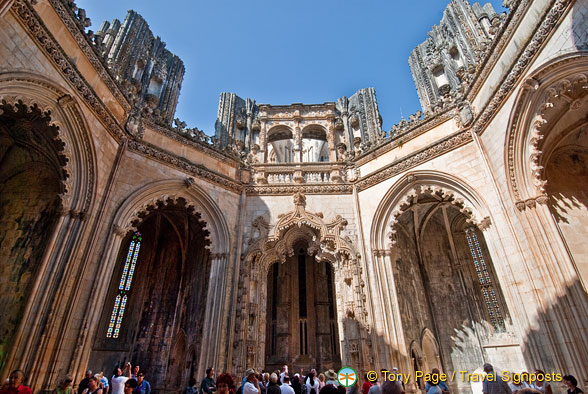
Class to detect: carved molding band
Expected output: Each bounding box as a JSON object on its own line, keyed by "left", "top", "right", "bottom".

{"left": 357, "top": 130, "right": 473, "bottom": 191}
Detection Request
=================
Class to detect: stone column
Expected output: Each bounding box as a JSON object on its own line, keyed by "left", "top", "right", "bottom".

{"left": 514, "top": 196, "right": 588, "bottom": 384}
{"left": 259, "top": 117, "right": 268, "bottom": 162}
{"left": 327, "top": 116, "right": 337, "bottom": 162}
{"left": 293, "top": 116, "right": 301, "bottom": 163}
{"left": 197, "top": 253, "right": 229, "bottom": 380}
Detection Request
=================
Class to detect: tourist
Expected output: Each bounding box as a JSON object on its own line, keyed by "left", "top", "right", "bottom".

{"left": 324, "top": 371, "right": 338, "bottom": 386}
{"left": 261, "top": 373, "right": 270, "bottom": 394}
{"left": 563, "top": 375, "right": 583, "bottom": 394}
{"left": 532, "top": 370, "right": 552, "bottom": 394}
{"left": 482, "top": 364, "right": 512, "bottom": 394}
{"left": 381, "top": 381, "right": 404, "bottom": 394}
{"left": 280, "top": 367, "right": 289, "bottom": 385}
{"left": 82, "top": 376, "right": 103, "bottom": 394}
{"left": 267, "top": 374, "right": 281, "bottom": 394}
{"left": 243, "top": 369, "right": 261, "bottom": 394}
{"left": 131, "top": 366, "right": 140, "bottom": 380}
{"left": 186, "top": 378, "right": 198, "bottom": 394}
{"left": 508, "top": 374, "right": 527, "bottom": 394}
{"left": 132, "top": 372, "right": 150, "bottom": 394}
{"left": 280, "top": 377, "right": 294, "bottom": 394}
{"left": 217, "top": 373, "right": 234, "bottom": 394}
{"left": 317, "top": 374, "right": 325, "bottom": 391}
{"left": 318, "top": 385, "right": 338, "bottom": 394}
{"left": 362, "top": 374, "right": 373, "bottom": 394}
{"left": 304, "top": 372, "right": 319, "bottom": 394}
{"left": 98, "top": 372, "right": 109, "bottom": 394}
{"left": 0, "top": 370, "right": 32, "bottom": 394}
{"left": 78, "top": 371, "right": 93, "bottom": 394}
{"left": 291, "top": 375, "right": 302, "bottom": 394}
{"left": 52, "top": 375, "right": 74, "bottom": 394}
{"left": 202, "top": 368, "right": 217, "bottom": 394}
{"left": 123, "top": 380, "right": 138, "bottom": 394}
{"left": 425, "top": 369, "right": 448, "bottom": 394}
{"left": 348, "top": 379, "right": 361, "bottom": 394}
{"left": 111, "top": 363, "right": 132, "bottom": 394}
{"left": 368, "top": 375, "right": 380, "bottom": 394}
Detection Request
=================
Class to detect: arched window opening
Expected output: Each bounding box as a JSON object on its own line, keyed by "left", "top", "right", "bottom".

{"left": 106, "top": 231, "right": 142, "bottom": 338}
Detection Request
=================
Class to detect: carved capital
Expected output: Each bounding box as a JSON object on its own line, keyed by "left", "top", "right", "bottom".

{"left": 535, "top": 194, "right": 549, "bottom": 205}
{"left": 478, "top": 216, "right": 492, "bottom": 231}
{"left": 515, "top": 201, "right": 526, "bottom": 211}
{"left": 524, "top": 198, "right": 537, "bottom": 209}
{"left": 184, "top": 177, "right": 195, "bottom": 188}
{"left": 112, "top": 224, "right": 129, "bottom": 237}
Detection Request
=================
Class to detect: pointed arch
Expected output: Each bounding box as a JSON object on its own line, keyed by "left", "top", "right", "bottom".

{"left": 505, "top": 52, "right": 588, "bottom": 205}
{"left": 111, "top": 179, "right": 230, "bottom": 255}
{"left": 371, "top": 170, "right": 492, "bottom": 251}
{"left": 0, "top": 71, "right": 97, "bottom": 213}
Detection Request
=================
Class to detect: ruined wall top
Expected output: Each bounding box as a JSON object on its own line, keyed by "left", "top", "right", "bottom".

{"left": 409, "top": 0, "right": 503, "bottom": 114}
{"left": 214, "top": 88, "right": 384, "bottom": 163}
{"left": 95, "top": 10, "right": 185, "bottom": 126}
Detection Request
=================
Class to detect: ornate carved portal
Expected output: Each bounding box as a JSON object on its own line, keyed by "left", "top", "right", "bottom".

{"left": 235, "top": 193, "right": 372, "bottom": 376}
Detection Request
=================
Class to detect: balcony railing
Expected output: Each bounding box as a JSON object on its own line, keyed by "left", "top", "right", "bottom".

{"left": 251, "top": 163, "right": 346, "bottom": 185}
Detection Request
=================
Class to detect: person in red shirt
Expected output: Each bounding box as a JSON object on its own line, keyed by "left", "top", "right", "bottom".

{"left": 0, "top": 370, "right": 33, "bottom": 394}
{"left": 362, "top": 375, "right": 373, "bottom": 394}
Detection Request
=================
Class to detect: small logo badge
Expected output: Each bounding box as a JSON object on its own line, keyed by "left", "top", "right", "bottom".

{"left": 337, "top": 367, "right": 357, "bottom": 387}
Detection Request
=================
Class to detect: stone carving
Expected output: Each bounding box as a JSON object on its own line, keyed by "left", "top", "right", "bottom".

{"left": 472, "top": 0, "right": 572, "bottom": 136}
{"left": 357, "top": 131, "right": 472, "bottom": 191}
{"left": 12, "top": 0, "right": 126, "bottom": 141}
{"left": 127, "top": 140, "right": 243, "bottom": 193}
{"left": 95, "top": 10, "right": 185, "bottom": 126}
{"left": 409, "top": 0, "right": 503, "bottom": 113}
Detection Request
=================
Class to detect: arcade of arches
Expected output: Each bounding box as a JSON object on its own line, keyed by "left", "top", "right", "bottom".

{"left": 1, "top": 1, "right": 588, "bottom": 394}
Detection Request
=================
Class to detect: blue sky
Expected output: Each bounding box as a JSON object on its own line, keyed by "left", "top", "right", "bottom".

{"left": 76, "top": 0, "right": 506, "bottom": 134}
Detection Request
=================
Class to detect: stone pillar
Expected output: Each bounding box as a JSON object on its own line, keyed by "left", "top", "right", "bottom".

{"left": 293, "top": 117, "right": 301, "bottom": 163}
{"left": 327, "top": 117, "right": 337, "bottom": 162}
{"left": 197, "top": 253, "right": 229, "bottom": 380}
{"left": 259, "top": 117, "right": 268, "bottom": 162}
{"left": 0, "top": 0, "right": 15, "bottom": 17}
{"left": 514, "top": 196, "right": 588, "bottom": 384}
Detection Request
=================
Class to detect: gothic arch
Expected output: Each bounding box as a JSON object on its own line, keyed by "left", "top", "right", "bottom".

{"left": 235, "top": 193, "right": 368, "bottom": 375}
{"left": 244, "top": 192, "right": 359, "bottom": 274}
{"left": 421, "top": 329, "right": 441, "bottom": 372}
{"left": 0, "top": 71, "right": 97, "bottom": 213}
{"left": 371, "top": 170, "right": 492, "bottom": 251}
{"left": 0, "top": 71, "right": 97, "bottom": 381}
{"left": 506, "top": 52, "right": 588, "bottom": 205}
{"left": 111, "top": 179, "right": 230, "bottom": 254}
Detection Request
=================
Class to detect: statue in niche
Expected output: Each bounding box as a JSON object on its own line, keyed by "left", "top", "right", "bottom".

{"left": 247, "top": 144, "right": 261, "bottom": 164}
{"left": 336, "top": 143, "right": 352, "bottom": 162}
{"left": 353, "top": 137, "right": 363, "bottom": 156}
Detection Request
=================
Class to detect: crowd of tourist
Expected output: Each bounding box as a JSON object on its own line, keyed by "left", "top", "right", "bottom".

{"left": 0, "top": 363, "right": 583, "bottom": 394}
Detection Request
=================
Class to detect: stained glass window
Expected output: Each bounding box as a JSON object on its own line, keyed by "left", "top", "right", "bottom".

{"left": 106, "top": 232, "right": 142, "bottom": 338}
{"left": 465, "top": 227, "right": 505, "bottom": 330}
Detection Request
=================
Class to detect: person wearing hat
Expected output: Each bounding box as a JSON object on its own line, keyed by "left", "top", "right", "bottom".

{"left": 324, "top": 371, "right": 338, "bottom": 386}
{"left": 243, "top": 369, "right": 261, "bottom": 394}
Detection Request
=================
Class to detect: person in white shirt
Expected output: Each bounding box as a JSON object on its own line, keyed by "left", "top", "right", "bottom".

{"left": 280, "top": 377, "right": 295, "bottom": 394}
{"left": 280, "top": 366, "right": 289, "bottom": 385}
{"left": 243, "top": 369, "right": 261, "bottom": 394}
{"left": 110, "top": 363, "right": 131, "bottom": 394}
{"left": 304, "top": 372, "right": 319, "bottom": 394}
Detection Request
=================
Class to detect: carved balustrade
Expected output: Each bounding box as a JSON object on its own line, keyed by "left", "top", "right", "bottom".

{"left": 251, "top": 163, "right": 346, "bottom": 185}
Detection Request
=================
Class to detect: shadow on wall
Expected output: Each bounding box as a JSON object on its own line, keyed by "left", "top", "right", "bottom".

{"left": 520, "top": 278, "right": 588, "bottom": 392}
